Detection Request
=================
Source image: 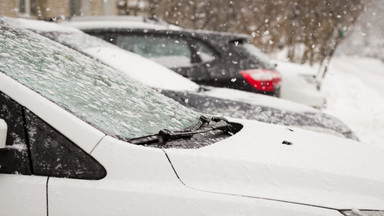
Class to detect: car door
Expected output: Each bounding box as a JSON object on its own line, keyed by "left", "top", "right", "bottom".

{"left": 0, "top": 92, "right": 47, "bottom": 216}
{"left": 185, "top": 38, "right": 221, "bottom": 86}
{"left": 101, "top": 32, "right": 212, "bottom": 83}
{"left": 0, "top": 91, "right": 106, "bottom": 216}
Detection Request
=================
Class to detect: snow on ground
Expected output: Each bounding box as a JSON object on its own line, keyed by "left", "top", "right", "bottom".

{"left": 321, "top": 56, "right": 384, "bottom": 146}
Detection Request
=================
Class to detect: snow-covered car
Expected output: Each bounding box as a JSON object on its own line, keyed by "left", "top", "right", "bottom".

{"left": 277, "top": 61, "right": 326, "bottom": 109}
{"left": 1, "top": 18, "right": 384, "bottom": 216}
{"left": 11, "top": 17, "right": 356, "bottom": 140}
{"left": 60, "top": 15, "right": 326, "bottom": 108}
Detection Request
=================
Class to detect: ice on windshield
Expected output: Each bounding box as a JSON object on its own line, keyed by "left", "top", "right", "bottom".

{"left": 0, "top": 20, "right": 199, "bottom": 139}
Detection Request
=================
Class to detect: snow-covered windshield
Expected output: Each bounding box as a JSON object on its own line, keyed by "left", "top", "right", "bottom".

{"left": 4, "top": 17, "right": 199, "bottom": 91}
{"left": 0, "top": 20, "right": 199, "bottom": 139}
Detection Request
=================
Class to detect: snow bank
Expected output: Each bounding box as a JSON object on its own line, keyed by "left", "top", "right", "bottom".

{"left": 322, "top": 56, "right": 384, "bottom": 146}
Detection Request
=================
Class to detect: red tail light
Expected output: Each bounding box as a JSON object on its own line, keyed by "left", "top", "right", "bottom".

{"left": 240, "top": 69, "right": 281, "bottom": 92}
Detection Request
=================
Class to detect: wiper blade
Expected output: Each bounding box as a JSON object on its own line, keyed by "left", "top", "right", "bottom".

{"left": 128, "top": 116, "right": 233, "bottom": 145}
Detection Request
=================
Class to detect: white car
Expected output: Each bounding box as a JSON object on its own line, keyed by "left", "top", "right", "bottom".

{"left": 9, "top": 17, "right": 357, "bottom": 140}
{"left": 277, "top": 61, "right": 326, "bottom": 109}
{"left": 1, "top": 18, "right": 384, "bottom": 216}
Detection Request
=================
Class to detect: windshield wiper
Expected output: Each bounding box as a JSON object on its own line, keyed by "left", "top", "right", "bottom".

{"left": 128, "top": 116, "right": 234, "bottom": 145}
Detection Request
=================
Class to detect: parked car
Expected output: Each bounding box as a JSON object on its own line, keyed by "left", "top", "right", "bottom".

{"left": 62, "top": 16, "right": 328, "bottom": 108}
{"left": 277, "top": 61, "right": 327, "bottom": 108}
{"left": 61, "top": 16, "right": 282, "bottom": 97}
{"left": 13, "top": 17, "right": 357, "bottom": 140}
{"left": 1, "top": 18, "right": 384, "bottom": 216}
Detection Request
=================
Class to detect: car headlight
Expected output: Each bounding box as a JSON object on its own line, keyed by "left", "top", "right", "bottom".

{"left": 341, "top": 209, "right": 384, "bottom": 216}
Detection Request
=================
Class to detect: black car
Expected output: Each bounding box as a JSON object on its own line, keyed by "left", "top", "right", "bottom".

{"left": 62, "top": 16, "right": 282, "bottom": 96}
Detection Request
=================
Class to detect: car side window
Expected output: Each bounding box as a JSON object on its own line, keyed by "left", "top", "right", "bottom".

{"left": 0, "top": 91, "right": 106, "bottom": 179}
{"left": 0, "top": 92, "right": 31, "bottom": 175}
{"left": 193, "top": 41, "right": 217, "bottom": 63}
{"left": 114, "top": 34, "right": 193, "bottom": 68}
{"left": 24, "top": 109, "right": 106, "bottom": 179}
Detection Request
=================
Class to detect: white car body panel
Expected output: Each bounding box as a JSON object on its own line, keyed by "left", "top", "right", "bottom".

{"left": 0, "top": 73, "right": 105, "bottom": 153}
{"left": 47, "top": 136, "right": 344, "bottom": 216}
{"left": 0, "top": 119, "right": 7, "bottom": 148}
{"left": 0, "top": 175, "right": 47, "bottom": 216}
{"left": 165, "top": 119, "right": 384, "bottom": 210}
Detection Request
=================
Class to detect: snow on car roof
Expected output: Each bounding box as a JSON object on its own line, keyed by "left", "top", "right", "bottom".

{"left": 5, "top": 17, "right": 82, "bottom": 33}
{"left": 59, "top": 16, "right": 248, "bottom": 40}
{"left": 9, "top": 17, "right": 199, "bottom": 92}
{"left": 60, "top": 16, "right": 182, "bottom": 30}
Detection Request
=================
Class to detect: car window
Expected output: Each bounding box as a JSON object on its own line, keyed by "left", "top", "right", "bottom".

{"left": 0, "top": 20, "right": 199, "bottom": 140}
{"left": 114, "top": 35, "right": 193, "bottom": 68}
{"left": 0, "top": 92, "right": 31, "bottom": 175}
{"left": 24, "top": 109, "right": 106, "bottom": 179}
{"left": 241, "top": 42, "right": 275, "bottom": 68}
{"left": 194, "top": 41, "right": 216, "bottom": 63}
{"left": 0, "top": 91, "right": 105, "bottom": 179}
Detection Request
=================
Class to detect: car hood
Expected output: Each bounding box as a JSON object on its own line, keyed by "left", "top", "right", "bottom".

{"left": 165, "top": 119, "right": 384, "bottom": 210}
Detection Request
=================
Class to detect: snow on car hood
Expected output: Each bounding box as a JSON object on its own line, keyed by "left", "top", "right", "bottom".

{"left": 165, "top": 119, "right": 384, "bottom": 210}
{"left": 85, "top": 47, "right": 200, "bottom": 91}
{"left": 202, "top": 86, "right": 318, "bottom": 113}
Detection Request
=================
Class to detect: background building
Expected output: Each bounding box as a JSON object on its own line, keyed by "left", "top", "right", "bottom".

{"left": 0, "top": 0, "right": 132, "bottom": 19}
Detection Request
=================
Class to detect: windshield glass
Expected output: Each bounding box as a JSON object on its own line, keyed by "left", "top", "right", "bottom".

{"left": 0, "top": 20, "right": 199, "bottom": 139}
{"left": 242, "top": 42, "right": 275, "bottom": 68}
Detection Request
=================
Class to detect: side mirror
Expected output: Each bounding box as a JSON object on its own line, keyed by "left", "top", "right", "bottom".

{"left": 0, "top": 119, "right": 7, "bottom": 149}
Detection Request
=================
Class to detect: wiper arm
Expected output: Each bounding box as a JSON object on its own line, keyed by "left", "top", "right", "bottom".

{"left": 128, "top": 116, "right": 233, "bottom": 145}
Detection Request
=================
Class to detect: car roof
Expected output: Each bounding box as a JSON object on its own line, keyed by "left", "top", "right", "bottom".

{"left": 60, "top": 15, "right": 183, "bottom": 31}
{"left": 60, "top": 16, "right": 250, "bottom": 42}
